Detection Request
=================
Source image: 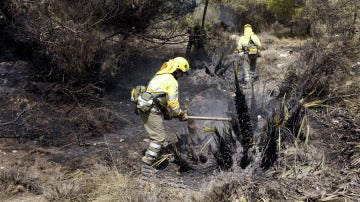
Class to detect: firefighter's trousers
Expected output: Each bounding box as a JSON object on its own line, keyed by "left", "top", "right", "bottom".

{"left": 138, "top": 106, "right": 166, "bottom": 165}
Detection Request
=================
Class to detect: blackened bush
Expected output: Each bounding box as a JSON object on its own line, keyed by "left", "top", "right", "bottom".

{"left": 1, "top": 0, "right": 163, "bottom": 83}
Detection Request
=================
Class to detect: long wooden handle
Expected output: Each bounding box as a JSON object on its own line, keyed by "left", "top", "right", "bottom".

{"left": 187, "top": 116, "right": 232, "bottom": 121}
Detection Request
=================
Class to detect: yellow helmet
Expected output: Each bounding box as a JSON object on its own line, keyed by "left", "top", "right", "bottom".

{"left": 173, "top": 57, "right": 190, "bottom": 73}
{"left": 244, "top": 24, "right": 252, "bottom": 28}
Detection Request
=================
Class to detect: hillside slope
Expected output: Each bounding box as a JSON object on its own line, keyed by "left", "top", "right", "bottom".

{"left": 0, "top": 31, "right": 359, "bottom": 201}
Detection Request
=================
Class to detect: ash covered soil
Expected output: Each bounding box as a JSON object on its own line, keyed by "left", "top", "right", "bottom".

{"left": 1, "top": 35, "right": 359, "bottom": 201}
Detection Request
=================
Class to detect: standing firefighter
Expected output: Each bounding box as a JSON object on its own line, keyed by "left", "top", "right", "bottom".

{"left": 237, "top": 24, "right": 262, "bottom": 83}
{"left": 134, "top": 57, "right": 190, "bottom": 175}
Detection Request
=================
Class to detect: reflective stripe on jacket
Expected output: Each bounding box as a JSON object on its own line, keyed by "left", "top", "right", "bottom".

{"left": 146, "top": 74, "right": 181, "bottom": 115}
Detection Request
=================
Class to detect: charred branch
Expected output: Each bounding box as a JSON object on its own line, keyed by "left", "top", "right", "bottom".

{"left": 0, "top": 110, "right": 25, "bottom": 126}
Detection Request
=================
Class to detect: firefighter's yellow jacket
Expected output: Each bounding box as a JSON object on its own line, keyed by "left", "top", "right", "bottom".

{"left": 237, "top": 26, "right": 262, "bottom": 55}
{"left": 146, "top": 59, "right": 182, "bottom": 116}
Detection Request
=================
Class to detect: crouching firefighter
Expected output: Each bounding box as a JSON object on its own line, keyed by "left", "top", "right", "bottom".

{"left": 132, "top": 57, "right": 190, "bottom": 175}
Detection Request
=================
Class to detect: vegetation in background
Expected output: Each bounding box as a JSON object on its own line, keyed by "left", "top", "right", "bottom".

{"left": 0, "top": 0, "right": 359, "bottom": 200}
{"left": 265, "top": 0, "right": 303, "bottom": 24}
{"left": 1, "top": 0, "right": 357, "bottom": 87}
{"left": 0, "top": 0, "right": 194, "bottom": 84}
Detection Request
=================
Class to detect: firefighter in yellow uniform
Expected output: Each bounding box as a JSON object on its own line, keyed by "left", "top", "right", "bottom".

{"left": 138, "top": 57, "right": 190, "bottom": 175}
{"left": 237, "top": 24, "right": 262, "bottom": 83}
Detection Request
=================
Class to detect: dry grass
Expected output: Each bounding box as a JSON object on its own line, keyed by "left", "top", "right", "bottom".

{"left": 0, "top": 164, "right": 203, "bottom": 201}
{"left": 258, "top": 140, "right": 360, "bottom": 201}
{"left": 55, "top": 166, "right": 204, "bottom": 202}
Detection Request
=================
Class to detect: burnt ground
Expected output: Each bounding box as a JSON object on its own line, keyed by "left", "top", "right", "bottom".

{"left": 1, "top": 34, "right": 359, "bottom": 201}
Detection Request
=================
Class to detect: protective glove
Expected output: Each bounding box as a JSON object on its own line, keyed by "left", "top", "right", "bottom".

{"left": 243, "top": 45, "right": 249, "bottom": 52}
{"left": 162, "top": 109, "right": 173, "bottom": 120}
{"left": 177, "top": 112, "right": 188, "bottom": 122}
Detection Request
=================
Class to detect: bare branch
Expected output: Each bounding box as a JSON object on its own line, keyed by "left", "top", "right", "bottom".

{"left": 0, "top": 110, "right": 26, "bottom": 126}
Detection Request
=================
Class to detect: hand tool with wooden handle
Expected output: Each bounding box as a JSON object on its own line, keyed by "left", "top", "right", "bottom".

{"left": 187, "top": 116, "right": 232, "bottom": 121}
